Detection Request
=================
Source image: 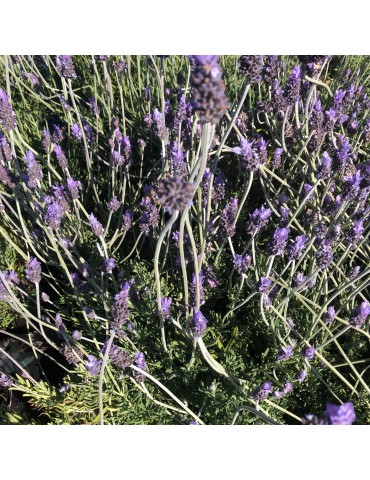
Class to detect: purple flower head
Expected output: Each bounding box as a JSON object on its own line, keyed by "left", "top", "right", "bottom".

{"left": 349, "top": 301, "right": 370, "bottom": 328}
{"left": 72, "top": 330, "right": 82, "bottom": 340}
{"left": 233, "top": 254, "right": 251, "bottom": 275}
{"left": 122, "top": 209, "right": 133, "bottom": 233}
{"left": 107, "top": 197, "right": 121, "bottom": 212}
{"left": 190, "top": 308, "right": 208, "bottom": 338}
{"left": 42, "top": 129, "right": 52, "bottom": 154}
{"left": 45, "top": 201, "right": 65, "bottom": 229}
{"left": 246, "top": 206, "right": 272, "bottom": 234}
{"left": 252, "top": 381, "right": 273, "bottom": 402}
{"left": 0, "top": 89, "right": 17, "bottom": 131}
{"left": 190, "top": 55, "right": 229, "bottom": 124}
{"left": 56, "top": 55, "right": 77, "bottom": 79}
{"left": 25, "top": 257, "right": 42, "bottom": 284}
{"left": 53, "top": 144, "right": 68, "bottom": 169}
{"left": 294, "top": 272, "right": 307, "bottom": 288}
{"left": 296, "top": 370, "right": 307, "bottom": 382}
{"left": 277, "top": 345, "right": 293, "bottom": 362}
{"left": 325, "top": 306, "right": 336, "bottom": 325}
{"left": 346, "top": 219, "right": 365, "bottom": 247}
{"left": 133, "top": 352, "right": 148, "bottom": 382}
{"left": 111, "top": 281, "right": 132, "bottom": 332}
{"left": 284, "top": 66, "right": 301, "bottom": 105}
{"left": 67, "top": 177, "right": 82, "bottom": 199}
{"left": 89, "top": 213, "right": 104, "bottom": 237}
{"left": 256, "top": 277, "right": 272, "bottom": 294}
{"left": 233, "top": 137, "right": 260, "bottom": 171}
{"left": 85, "top": 355, "right": 102, "bottom": 376}
{"left": 268, "top": 227, "right": 290, "bottom": 256}
{"left": 157, "top": 176, "right": 195, "bottom": 212}
{"left": 0, "top": 374, "right": 13, "bottom": 388}
{"left": 152, "top": 108, "right": 169, "bottom": 142}
{"left": 317, "top": 151, "right": 332, "bottom": 180}
{"left": 24, "top": 150, "right": 43, "bottom": 189}
{"left": 301, "top": 345, "right": 315, "bottom": 360}
{"left": 161, "top": 297, "right": 172, "bottom": 320}
{"left": 103, "top": 258, "right": 116, "bottom": 273}
{"left": 271, "top": 147, "right": 284, "bottom": 169}
{"left": 71, "top": 123, "right": 82, "bottom": 140}
{"left": 238, "top": 56, "right": 263, "bottom": 83}
{"left": 219, "top": 197, "right": 238, "bottom": 239}
{"left": 315, "top": 240, "right": 333, "bottom": 269}
{"left": 325, "top": 402, "right": 356, "bottom": 425}
{"left": 287, "top": 235, "right": 309, "bottom": 261}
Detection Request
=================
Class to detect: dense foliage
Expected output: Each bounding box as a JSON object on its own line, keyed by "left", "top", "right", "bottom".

{"left": 0, "top": 55, "right": 369, "bottom": 425}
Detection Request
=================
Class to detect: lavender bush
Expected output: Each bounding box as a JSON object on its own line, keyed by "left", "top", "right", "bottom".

{"left": 0, "top": 55, "right": 370, "bottom": 425}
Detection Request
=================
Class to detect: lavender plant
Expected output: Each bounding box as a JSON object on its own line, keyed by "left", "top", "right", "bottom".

{"left": 0, "top": 54, "right": 370, "bottom": 425}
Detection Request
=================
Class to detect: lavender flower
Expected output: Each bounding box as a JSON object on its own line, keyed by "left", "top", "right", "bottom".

{"left": 296, "top": 370, "right": 307, "bottom": 383}
{"left": 25, "top": 150, "right": 43, "bottom": 189}
{"left": 67, "top": 177, "right": 82, "bottom": 199}
{"left": 315, "top": 240, "right": 333, "bottom": 269}
{"left": 283, "top": 66, "right": 301, "bottom": 105}
{"left": 45, "top": 201, "right": 65, "bottom": 229}
{"left": 107, "top": 343, "right": 132, "bottom": 370}
{"left": 214, "top": 198, "right": 238, "bottom": 239}
{"left": 71, "top": 123, "right": 82, "bottom": 141}
{"left": 346, "top": 219, "right": 364, "bottom": 247}
{"left": 325, "top": 306, "right": 336, "bottom": 325}
{"left": 53, "top": 144, "right": 68, "bottom": 169}
{"left": 59, "top": 95, "right": 70, "bottom": 111}
{"left": 277, "top": 345, "right": 293, "bottom": 361}
{"left": 349, "top": 301, "right": 370, "bottom": 328}
{"left": 161, "top": 297, "right": 172, "bottom": 320}
{"left": 107, "top": 197, "right": 121, "bottom": 212}
{"left": 287, "top": 235, "right": 309, "bottom": 260}
{"left": 72, "top": 330, "right": 82, "bottom": 340}
{"left": 111, "top": 281, "right": 132, "bottom": 333}
{"left": 246, "top": 206, "right": 272, "bottom": 234}
{"left": 56, "top": 55, "right": 77, "bottom": 79}
{"left": 0, "top": 374, "right": 13, "bottom": 388}
{"left": 267, "top": 227, "right": 290, "bottom": 256}
{"left": 252, "top": 381, "right": 273, "bottom": 402}
{"left": 103, "top": 258, "right": 116, "bottom": 273}
{"left": 238, "top": 56, "right": 263, "bottom": 83}
{"left": 263, "top": 55, "right": 278, "bottom": 84}
{"left": 233, "top": 254, "right": 251, "bottom": 275}
{"left": 0, "top": 89, "right": 17, "bottom": 131}
{"left": 133, "top": 352, "right": 147, "bottom": 382}
{"left": 301, "top": 345, "right": 315, "bottom": 360}
{"left": 89, "top": 213, "right": 104, "bottom": 237}
{"left": 256, "top": 277, "right": 272, "bottom": 294}
{"left": 233, "top": 137, "right": 260, "bottom": 171}
{"left": 42, "top": 129, "right": 52, "bottom": 154}
{"left": 60, "top": 344, "right": 83, "bottom": 365}
{"left": 190, "top": 55, "right": 229, "bottom": 124}
{"left": 157, "top": 176, "right": 194, "bottom": 212}
{"left": 325, "top": 402, "right": 356, "bottom": 425}
{"left": 190, "top": 308, "right": 208, "bottom": 338}
{"left": 271, "top": 147, "right": 284, "bottom": 169}
{"left": 25, "top": 257, "right": 41, "bottom": 283}
{"left": 85, "top": 355, "right": 102, "bottom": 375}
{"left": 122, "top": 209, "right": 134, "bottom": 233}
{"left": 152, "top": 108, "right": 169, "bottom": 143}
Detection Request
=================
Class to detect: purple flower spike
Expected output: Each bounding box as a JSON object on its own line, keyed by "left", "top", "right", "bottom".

{"left": 25, "top": 257, "right": 42, "bottom": 283}
{"left": 56, "top": 55, "right": 77, "bottom": 79}
{"left": 277, "top": 345, "right": 293, "bottom": 361}
{"left": 256, "top": 277, "right": 272, "bottom": 294}
{"left": 161, "top": 297, "right": 172, "bottom": 320}
{"left": 301, "top": 345, "right": 315, "bottom": 360}
{"left": 103, "top": 258, "right": 116, "bottom": 273}
{"left": 0, "top": 89, "right": 17, "bottom": 131}
{"left": 233, "top": 254, "right": 251, "bottom": 275}
{"left": 349, "top": 301, "right": 370, "bottom": 328}
{"left": 252, "top": 381, "right": 273, "bottom": 402}
{"left": 190, "top": 308, "right": 208, "bottom": 338}
{"left": 89, "top": 213, "right": 104, "bottom": 237}
{"left": 325, "top": 402, "right": 356, "bottom": 425}
{"left": 85, "top": 355, "right": 102, "bottom": 376}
